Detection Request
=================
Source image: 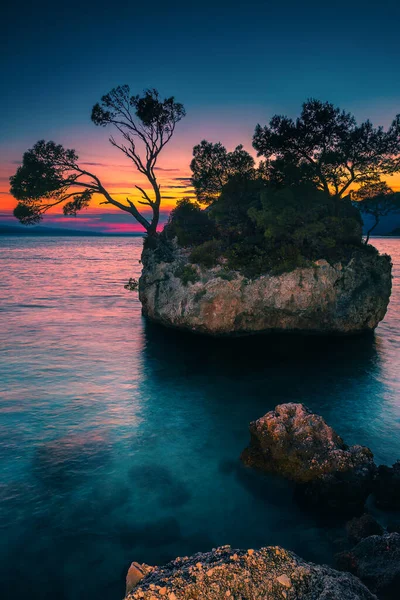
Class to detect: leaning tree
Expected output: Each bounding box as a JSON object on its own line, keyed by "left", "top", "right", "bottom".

{"left": 10, "top": 86, "right": 185, "bottom": 236}
{"left": 352, "top": 182, "right": 400, "bottom": 243}
{"left": 253, "top": 99, "right": 400, "bottom": 201}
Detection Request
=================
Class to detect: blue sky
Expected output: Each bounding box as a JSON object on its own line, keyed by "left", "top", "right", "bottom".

{"left": 1, "top": 0, "right": 400, "bottom": 231}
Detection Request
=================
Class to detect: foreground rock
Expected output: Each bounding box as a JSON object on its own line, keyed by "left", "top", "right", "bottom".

{"left": 125, "top": 545, "right": 376, "bottom": 600}
{"left": 241, "top": 403, "right": 376, "bottom": 513}
{"left": 373, "top": 461, "right": 400, "bottom": 510}
{"left": 139, "top": 243, "right": 391, "bottom": 336}
{"left": 336, "top": 533, "right": 400, "bottom": 599}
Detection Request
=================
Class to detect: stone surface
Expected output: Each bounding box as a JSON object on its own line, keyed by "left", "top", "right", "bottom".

{"left": 139, "top": 243, "right": 392, "bottom": 336}
{"left": 373, "top": 460, "right": 400, "bottom": 510}
{"left": 336, "top": 533, "right": 400, "bottom": 599}
{"left": 346, "top": 514, "right": 384, "bottom": 544}
{"left": 126, "top": 562, "right": 154, "bottom": 594}
{"left": 241, "top": 403, "right": 376, "bottom": 513}
{"left": 125, "top": 545, "right": 376, "bottom": 599}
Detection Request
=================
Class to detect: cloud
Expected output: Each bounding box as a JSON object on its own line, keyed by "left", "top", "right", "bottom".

{"left": 154, "top": 167, "right": 180, "bottom": 172}
{"left": 174, "top": 177, "right": 193, "bottom": 183}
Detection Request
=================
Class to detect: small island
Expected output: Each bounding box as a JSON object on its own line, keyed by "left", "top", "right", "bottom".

{"left": 139, "top": 187, "right": 392, "bottom": 336}
{"left": 139, "top": 99, "right": 398, "bottom": 336}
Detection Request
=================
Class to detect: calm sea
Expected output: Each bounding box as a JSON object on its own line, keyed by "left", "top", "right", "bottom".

{"left": 0, "top": 236, "right": 399, "bottom": 600}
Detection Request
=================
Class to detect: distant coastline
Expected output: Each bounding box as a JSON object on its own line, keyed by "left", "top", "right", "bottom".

{"left": 0, "top": 225, "right": 144, "bottom": 237}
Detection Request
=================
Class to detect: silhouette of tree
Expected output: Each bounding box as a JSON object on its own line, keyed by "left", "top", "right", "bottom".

{"left": 353, "top": 182, "right": 400, "bottom": 243}
{"left": 10, "top": 87, "right": 185, "bottom": 235}
{"left": 253, "top": 99, "right": 400, "bottom": 202}
{"left": 190, "top": 140, "right": 255, "bottom": 204}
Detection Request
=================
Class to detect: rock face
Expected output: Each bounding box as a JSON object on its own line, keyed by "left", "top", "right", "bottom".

{"left": 139, "top": 243, "right": 391, "bottom": 336}
{"left": 336, "top": 533, "right": 400, "bottom": 599}
{"left": 125, "top": 545, "right": 376, "bottom": 600}
{"left": 241, "top": 403, "right": 376, "bottom": 513}
{"left": 374, "top": 461, "right": 400, "bottom": 510}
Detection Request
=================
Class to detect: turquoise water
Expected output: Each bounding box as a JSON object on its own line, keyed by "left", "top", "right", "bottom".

{"left": 0, "top": 236, "right": 399, "bottom": 600}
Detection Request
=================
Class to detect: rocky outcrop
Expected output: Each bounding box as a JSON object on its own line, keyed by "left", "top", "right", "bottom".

{"left": 336, "top": 533, "right": 400, "bottom": 599}
{"left": 139, "top": 242, "right": 392, "bottom": 336}
{"left": 373, "top": 461, "right": 400, "bottom": 510}
{"left": 125, "top": 545, "right": 376, "bottom": 600}
{"left": 241, "top": 403, "right": 376, "bottom": 513}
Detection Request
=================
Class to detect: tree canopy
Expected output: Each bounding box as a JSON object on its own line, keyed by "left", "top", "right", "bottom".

{"left": 190, "top": 140, "right": 255, "bottom": 204}
{"left": 253, "top": 99, "right": 400, "bottom": 199}
{"left": 11, "top": 87, "right": 185, "bottom": 235}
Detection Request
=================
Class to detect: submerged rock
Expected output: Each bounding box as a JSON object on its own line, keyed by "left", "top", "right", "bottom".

{"left": 373, "top": 461, "right": 400, "bottom": 510}
{"left": 125, "top": 544, "right": 376, "bottom": 599}
{"left": 336, "top": 532, "right": 400, "bottom": 599}
{"left": 345, "top": 514, "right": 384, "bottom": 545}
{"left": 241, "top": 403, "right": 376, "bottom": 513}
{"left": 139, "top": 242, "right": 391, "bottom": 336}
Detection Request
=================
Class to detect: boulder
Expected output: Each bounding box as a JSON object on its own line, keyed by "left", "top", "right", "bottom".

{"left": 345, "top": 514, "right": 384, "bottom": 545}
{"left": 125, "top": 544, "right": 376, "bottom": 599}
{"left": 336, "top": 533, "right": 400, "bottom": 599}
{"left": 139, "top": 242, "right": 392, "bottom": 336}
{"left": 373, "top": 460, "right": 400, "bottom": 510}
{"left": 241, "top": 403, "right": 376, "bottom": 514}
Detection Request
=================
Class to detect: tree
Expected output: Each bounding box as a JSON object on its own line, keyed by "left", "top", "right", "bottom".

{"left": 253, "top": 99, "right": 400, "bottom": 201}
{"left": 353, "top": 182, "right": 400, "bottom": 244}
{"left": 190, "top": 140, "right": 255, "bottom": 204}
{"left": 10, "top": 87, "right": 185, "bottom": 235}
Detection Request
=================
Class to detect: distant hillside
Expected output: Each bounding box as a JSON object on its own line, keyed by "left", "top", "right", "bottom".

{"left": 0, "top": 225, "right": 143, "bottom": 237}
{"left": 362, "top": 213, "right": 400, "bottom": 236}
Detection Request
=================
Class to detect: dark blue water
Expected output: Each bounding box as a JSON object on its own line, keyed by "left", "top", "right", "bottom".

{"left": 0, "top": 237, "right": 399, "bottom": 600}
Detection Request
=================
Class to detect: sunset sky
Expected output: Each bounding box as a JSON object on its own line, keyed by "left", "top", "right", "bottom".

{"left": 1, "top": 0, "right": 400, "bottom": 233}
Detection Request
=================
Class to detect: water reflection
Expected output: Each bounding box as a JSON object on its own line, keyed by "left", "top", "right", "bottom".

{"left": 0, "top": 237, "right": 399, "bottom": 600}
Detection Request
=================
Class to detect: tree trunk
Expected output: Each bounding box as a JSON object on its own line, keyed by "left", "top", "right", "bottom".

{"left": 148, "top": 178, "right": 161, "bottom": 236}
{"left": 364, "top": 216, "right": 379, "bottom": 245}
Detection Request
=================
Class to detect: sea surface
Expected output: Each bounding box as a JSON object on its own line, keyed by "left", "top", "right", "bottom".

{"left": 0, "top": 236, "right": 399, "bottom": 600}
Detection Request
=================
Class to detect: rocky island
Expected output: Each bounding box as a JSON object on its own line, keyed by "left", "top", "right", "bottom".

{"left": 139, "top": 179, "right": 392, "bottom": 337}
{"left": 139, "top": 242, "right": 391, "bottom": 336}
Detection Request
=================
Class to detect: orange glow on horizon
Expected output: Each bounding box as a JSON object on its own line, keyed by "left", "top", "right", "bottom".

{"left": 1, "top": 140, "right": 400, "bottom": 231}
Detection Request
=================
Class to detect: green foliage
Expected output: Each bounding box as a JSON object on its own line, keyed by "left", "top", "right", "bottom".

{"left": 10, "top": 140, "right": 93, "bottom": 225}
{"left": 190, "top": 140, "right": 255, "bottom": 204}
{"left": 143, "top": 234, "right": 175, "bottom": 263}
{"left": 189, "top": 239, "right": 223, "bottom": 268}
{"left": 174, "top": 264, "right": 200, "bottom": 286}
{"left": 253, "top": 99, "right": 400, "bottom": 198}
{"left": 10, "top": 140, "right": 78, "bottom": 202}
{"left": 168, "top": 173, "right": 365, "bottom": 278}
{"left": 163, "top": 198, "right": 217, "bottom": 246}
{"left": 217, "top": 269, "right": 236, "bottom": 281}
{"left": 194, "top": 288, "right": 207, "bottom": 301}
{"left": 91, "top": 86, "right": 185, "bottom": 129}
